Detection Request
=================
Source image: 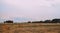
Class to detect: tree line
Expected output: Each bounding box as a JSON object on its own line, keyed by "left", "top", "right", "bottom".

{"left": 4, "top": 19, "right": 60, "bottom": 23}
{"left": 28, "top": 19, "right": 60, "bottom": 23}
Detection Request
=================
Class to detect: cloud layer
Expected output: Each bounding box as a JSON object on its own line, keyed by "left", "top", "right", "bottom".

{"left": 0, "top": 0, "right": 60, "bottom": 22}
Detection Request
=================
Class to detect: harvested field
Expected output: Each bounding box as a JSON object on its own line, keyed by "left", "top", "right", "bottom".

{"left": 0, "top": 23, "right": 60, "bottom": 33}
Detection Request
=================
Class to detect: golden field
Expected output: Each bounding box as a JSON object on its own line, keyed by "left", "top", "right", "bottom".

{"left": 0, "top": 23, "right": 60, "bottom": 33}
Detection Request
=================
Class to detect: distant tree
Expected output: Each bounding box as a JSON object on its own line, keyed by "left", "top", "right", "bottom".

{"left": 32, "top": 21, "right": 41, "bottom": 23}
{"left": 28, "top": 21, "right": 31, "bottom": 23}
{"left": 52, "top": 19, "right": 60, "bottom": 23}
{"left": 4, "top": 20, "right": 13, "bottom": 23}
{"left": 40, "top": 21, "right": 43, "bottom": 23}
{"left": 44, "top": 20, "right": 51, "bottom": 23}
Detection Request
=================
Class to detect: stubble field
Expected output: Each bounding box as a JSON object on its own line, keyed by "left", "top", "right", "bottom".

{"left": 0, "top": 23, "right": 60, "bottom": 33}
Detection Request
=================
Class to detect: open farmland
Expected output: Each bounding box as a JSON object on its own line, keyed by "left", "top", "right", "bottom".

{"left": 0, "top": 23, "right": 60, "bottom": 33}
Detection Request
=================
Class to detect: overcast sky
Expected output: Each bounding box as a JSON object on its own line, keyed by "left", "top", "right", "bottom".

{"left": 0, "top": 0, "right": 60, "bottom": 22}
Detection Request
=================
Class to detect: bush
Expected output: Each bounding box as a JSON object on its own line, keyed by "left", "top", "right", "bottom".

{"left": 4, "top": 20, "right": 13, "bottom": 23}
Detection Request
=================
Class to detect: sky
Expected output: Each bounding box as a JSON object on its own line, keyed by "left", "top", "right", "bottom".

{"left": 0, "top": 0, "right": 60, "bottom": 23}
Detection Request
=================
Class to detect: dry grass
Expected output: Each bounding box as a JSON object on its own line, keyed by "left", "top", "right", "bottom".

{"left": 0, "top": 23, "right": 60, "bottom": 33}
